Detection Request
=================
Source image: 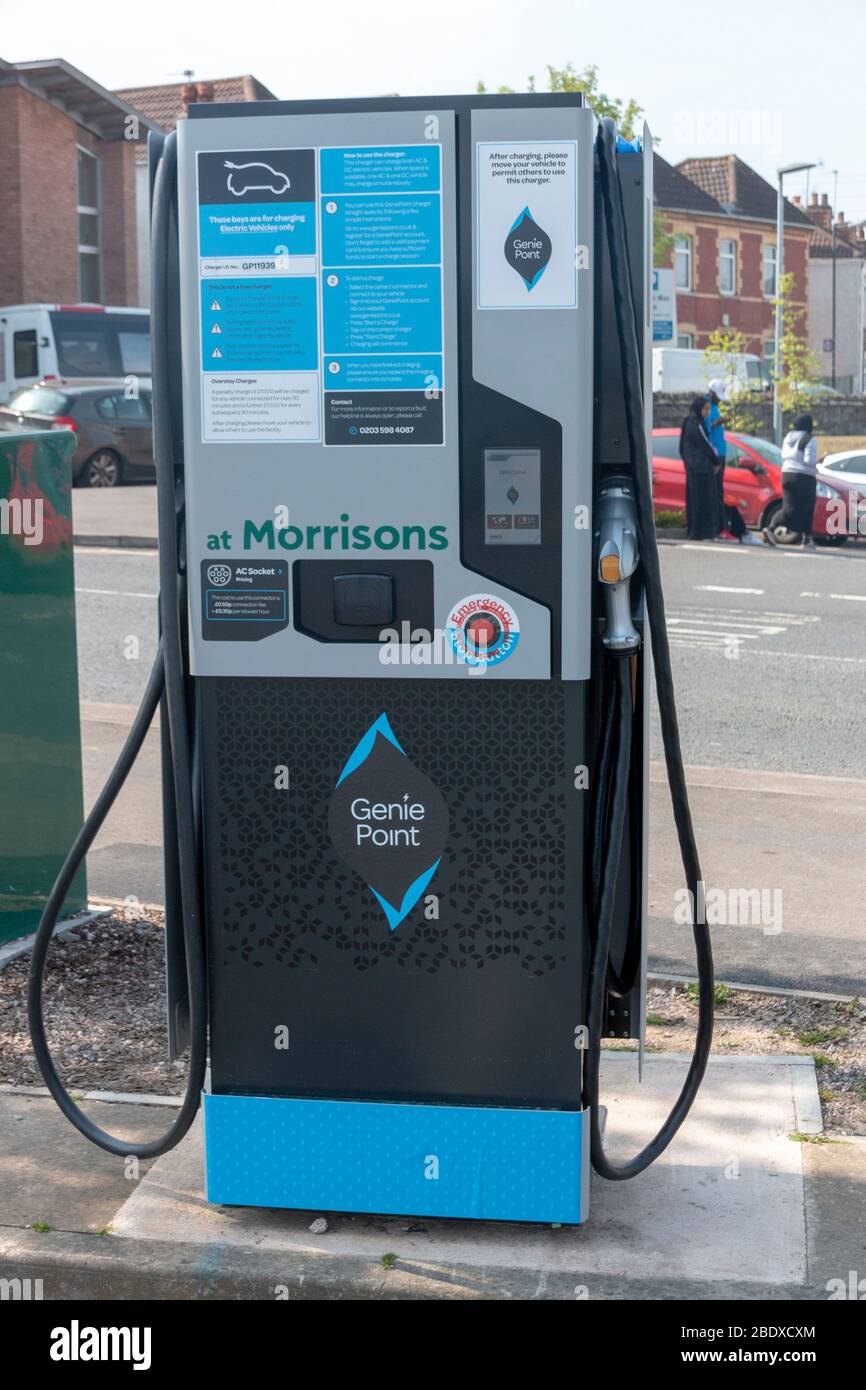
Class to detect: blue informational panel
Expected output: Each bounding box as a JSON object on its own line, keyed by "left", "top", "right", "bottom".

{"left": 320, "top": 145, "right": 445, "bottom": 446}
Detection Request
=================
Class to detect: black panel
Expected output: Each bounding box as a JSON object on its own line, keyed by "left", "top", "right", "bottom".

{"left": 200, "top": 676, "right": 586, "bottom": 1108}
{"left": 294, "top": 559, "right": 433, "bottom": 643}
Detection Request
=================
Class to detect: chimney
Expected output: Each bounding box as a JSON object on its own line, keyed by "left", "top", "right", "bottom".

{"left": 792, "top": 195, "right": 802, "bottom": 205}
{"left": 836, "top": 211, "right": 846, "bottom": 225}
{"left": 804, "top": 191, "right": 833, "bottom": 233}
{"left": 181, "top": 81, "right": 197, "bottom": 112}
{"left": 195, "top": 80, "right": 215, "bottom": 103}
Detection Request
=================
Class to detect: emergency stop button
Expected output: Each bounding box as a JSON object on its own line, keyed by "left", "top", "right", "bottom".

{"left": 333, "top": 573, "right": 395, "bottom": 627}
{"left": 464, "top": 611, "right": 503, "bottom": 652}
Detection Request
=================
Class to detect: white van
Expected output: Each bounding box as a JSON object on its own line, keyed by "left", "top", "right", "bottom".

{"left": 652, "top": 347, "right": 769, "bottom": 397}
{"left": 0, "top": 305, "right": 150, "bottom": 403}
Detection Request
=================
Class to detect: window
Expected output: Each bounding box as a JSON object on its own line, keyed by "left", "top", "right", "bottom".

{"left": 652, "top": 435, "right": 682, "bottom": 459}
{"left": 50, "top": 311, "right": 151, "bottom": 378}
{"left": 53, "top": 319, "right": 113, "bottom": 376}
{"left": 762, "top": 244, "right": 777, "bottom": 297}
{"left": 118, "top": 328, "right": 151, "bottom": 375}
{"left": 77, "top": 147, "right": 101, "bottom": 303}
{"left": 720, "top": 238, "right": 736, "bottom": 295}
{"left": 13, "top": 330, "right": 38, "bottom": 378}
{"left": 6, "top": 386, "right": 71, "bottom": 414}
{"left": 675, "top": 235, "right": 692, "bottom": 290}
{"left": 677, "top": 332, "right": 693, "bottom": 349}
{"left": 96, "top": 391, "right": 151, "bottom": 422}
{"left": 824, "top": 454, "right": 866, "bottom": 474}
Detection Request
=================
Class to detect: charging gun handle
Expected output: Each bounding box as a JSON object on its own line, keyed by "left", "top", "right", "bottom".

{"left": 596, "top": 477, "right": 640, "bottom": 655}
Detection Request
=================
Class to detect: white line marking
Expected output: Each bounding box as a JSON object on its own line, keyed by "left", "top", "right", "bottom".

{"left": 829, "top": 592, "right": 866, "bottom": 602}
{"left": 76, "top": 587, "right": 157, "bottom": 599}
{"left": 694, "top": 585, "right": 764, "bottom": 594}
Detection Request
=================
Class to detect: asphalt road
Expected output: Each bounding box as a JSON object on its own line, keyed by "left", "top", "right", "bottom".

{"left": 73, "top": 536, "right": 866, "bottom": 994}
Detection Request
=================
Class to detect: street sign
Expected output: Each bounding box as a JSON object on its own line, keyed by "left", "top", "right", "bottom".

{"left": 652, "top": 267, "right": 677, "bottom": 344}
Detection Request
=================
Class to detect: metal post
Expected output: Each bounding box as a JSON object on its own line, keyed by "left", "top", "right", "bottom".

{"left": 773, "top": 174, "right": 785, "bottom": 445}
{"left": 831, "top": 169, "right": 838, "bottom": 391}
{"left": 773, "top": 162, "right": 819, "bottom": 445}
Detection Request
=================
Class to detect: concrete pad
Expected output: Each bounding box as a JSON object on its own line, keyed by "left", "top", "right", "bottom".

{"left": 111, "top": 1054, "right": 816, "bottom": 1291}
{"left": 803, "top": 1137, "right": 866, "bottom": 1295}
{"left": 0, "top": 1093, "right": 169, "bottom": 1233}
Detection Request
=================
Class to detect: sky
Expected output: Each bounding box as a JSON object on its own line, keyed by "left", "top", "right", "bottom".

{"left": 4, "top": 0, "right": 865, "bottom": 220}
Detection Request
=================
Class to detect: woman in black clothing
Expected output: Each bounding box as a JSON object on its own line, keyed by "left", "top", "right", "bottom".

{"left": 679, "top": 396, "right": 719, "bottom": 540}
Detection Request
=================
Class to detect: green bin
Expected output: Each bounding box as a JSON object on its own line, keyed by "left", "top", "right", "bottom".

{"left": 0, "top": 429, "right": 86, "bottom": 942}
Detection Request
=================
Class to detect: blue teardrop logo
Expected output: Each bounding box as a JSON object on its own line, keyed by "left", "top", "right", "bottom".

{"left": 329, "top": 714, "right": 449, "bottom": 931}
{"left": 504, "top": 207, "right": 552, "bottom": 290}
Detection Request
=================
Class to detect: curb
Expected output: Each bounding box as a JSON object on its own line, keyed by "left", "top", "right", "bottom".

{"left": 0, "top": 1226, "right": 817, "bottom": 1302}
{"left": 74, "top": 534, "right": 158, "bottom": 550}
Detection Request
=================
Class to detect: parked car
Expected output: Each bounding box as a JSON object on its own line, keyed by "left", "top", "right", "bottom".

{"left": 651, "top": 428, "right": 866, "bottom": 544}
{"left": 0, "top": 304, "right": 150, "bottom": 402}
{"left": 819, "top": 448, "right": 866, "bottom": 489}
{"left": 0, "top": 379, "right": 153, "bottom": 487}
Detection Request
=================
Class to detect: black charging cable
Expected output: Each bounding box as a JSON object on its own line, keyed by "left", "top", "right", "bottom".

{"left": 583, "top": 118, "right": 714, "bottom": 1179}
{"left": 27, "top": 131, "right": 208, "bottom": 1158}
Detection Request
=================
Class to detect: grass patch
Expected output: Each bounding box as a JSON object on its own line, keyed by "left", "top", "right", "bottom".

{"left": 798, "top": 1027, "right": 847, "bottom": 1047}
{"left": 686, "top": 982, "right": 731, "bottom": 1006}
{"left": 380, "top": 1252, "right": 397, "bottom": 1270}
{"left": 789, "top": 1132, "right": 841, "bottom": 1145}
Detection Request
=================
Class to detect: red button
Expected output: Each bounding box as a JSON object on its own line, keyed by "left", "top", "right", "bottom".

{"left": 466, "top": 615, "right": 499, "bottom": 648}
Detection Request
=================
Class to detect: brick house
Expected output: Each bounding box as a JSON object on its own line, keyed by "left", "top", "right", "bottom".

{"left": 113, "top": 76, "right": 277, "bottom": 304}
{"left": 654, "top": 153, "right": 813, "bottom": 363}
{"left": 0, "top": 56, "right": 160, "bottom": 306}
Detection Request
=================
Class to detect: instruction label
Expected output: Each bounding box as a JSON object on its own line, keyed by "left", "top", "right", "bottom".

{"left": 200, "top": 559, "right": 289, "bottom": 642}
{"left": 320, "top": 144, "right": 445, "bottom": 447}
{"left": 477, "top": 142, "right": 577, "bottom": 309}
{"left": 197, "top": 149, "right": 320, "bottom": 443}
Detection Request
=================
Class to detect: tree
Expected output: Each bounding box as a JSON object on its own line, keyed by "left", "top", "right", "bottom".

{"left": 702, "top": 328, "right": 764, "bottom": 433}
{"left": 477, "top": 62, "right": 642, "bottom": 137}
{"left": 770, "top": 272, "right": 822, "bottom": 418}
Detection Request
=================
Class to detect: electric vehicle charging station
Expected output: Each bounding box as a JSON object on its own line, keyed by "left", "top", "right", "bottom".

{"left": 29, "top": 92, "right": 714, "bottom": 1228}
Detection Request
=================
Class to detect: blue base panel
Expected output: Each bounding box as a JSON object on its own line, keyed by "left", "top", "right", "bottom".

{"left": 204, "top": 1093, "right": 590, "bottom": 1224}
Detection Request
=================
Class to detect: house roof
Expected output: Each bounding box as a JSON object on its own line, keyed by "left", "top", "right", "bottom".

{"left": 676, "top": 155, "right": 814, "bottom": 228}
{"left": 114, "top": 75, "right": 277, "bottom": 132}
{"left": 808, "top": 223, "right": 866, "bottom": 259}
{"left": 653, "top": 153, "right": 725, "bottom": 215}
{"left": 0, "top": 56, "right": 163, "bottom": 141}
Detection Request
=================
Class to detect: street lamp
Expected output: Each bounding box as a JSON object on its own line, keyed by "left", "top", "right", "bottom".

{"left": 773, "top": 161, "right": 820, "bottom": 445}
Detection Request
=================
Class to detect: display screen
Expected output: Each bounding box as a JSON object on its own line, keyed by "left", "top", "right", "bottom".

{"left": 484, "top": 448, "right": 541, "bottom": 545}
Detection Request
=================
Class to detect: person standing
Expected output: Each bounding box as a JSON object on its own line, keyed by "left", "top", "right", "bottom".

{"left": 763, "top": 413, "right": 818, "bottom": 549}
{"left": 679, "top": 396, "right": 719, "bottom": 540}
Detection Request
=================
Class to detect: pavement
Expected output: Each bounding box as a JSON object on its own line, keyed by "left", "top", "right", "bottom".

{"left": 3, "top": 1053, "right": 863, "bottom": 1300}
{"left": 72, "top": 484, "right": 157, "bottom": 548}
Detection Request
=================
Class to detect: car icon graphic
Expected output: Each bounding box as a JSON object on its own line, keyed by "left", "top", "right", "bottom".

{"left": 223, "top": 160, "right": 291, "bottom": 196}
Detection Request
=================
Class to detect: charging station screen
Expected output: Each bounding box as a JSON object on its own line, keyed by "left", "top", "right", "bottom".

{"left": 484, "top": 449, "right": 542, "bottom": 545}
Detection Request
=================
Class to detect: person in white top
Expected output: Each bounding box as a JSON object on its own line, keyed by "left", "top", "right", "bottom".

{"left": 763, "top": 413, "right": 818, "bottom": 549}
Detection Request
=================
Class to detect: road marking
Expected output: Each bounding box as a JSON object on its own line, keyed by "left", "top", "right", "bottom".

{"left": 76, "top": 587, "right": 157, "bottom": 599}
{"left": 830, "top": 592, "right": 866, "bottom": 602}
{"left": 694, "top": 584, "right": 764, "bottom": 594}
{"left": 667, "top": 604, "right": 820, "bottom": 653}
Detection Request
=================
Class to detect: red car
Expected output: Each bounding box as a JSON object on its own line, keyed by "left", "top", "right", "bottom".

{"left": 651, "top": 428, "right": 865, "bottom": 544}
